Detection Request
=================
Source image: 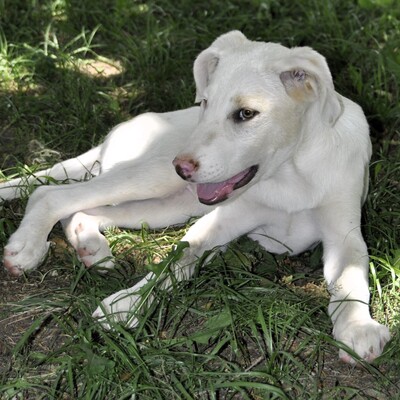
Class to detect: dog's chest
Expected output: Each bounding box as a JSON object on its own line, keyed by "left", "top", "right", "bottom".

{"left": 248, "top": 208, "right": 320, "bottom": 256}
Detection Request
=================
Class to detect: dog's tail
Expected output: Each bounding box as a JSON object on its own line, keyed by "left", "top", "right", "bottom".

{"left": 0, "top": 145, "right": 102, "bottom": 201}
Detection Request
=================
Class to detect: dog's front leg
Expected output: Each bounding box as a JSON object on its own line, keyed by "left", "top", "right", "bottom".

{"left": 92, "top": 250, "right": 198, "bottom": 330}
{"left": 94, "top": 199, "right": 263, "bottom": 329}
{"left": 3, "top": 163, "right": 184, "bottom": 276}
{"left": 318, "top": 205, "right": 390, "bottom": 363}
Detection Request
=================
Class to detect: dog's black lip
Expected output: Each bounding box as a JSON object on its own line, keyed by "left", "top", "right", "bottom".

{"left": 233, "top": 165, "right": 258, "bottom": 191}
{"left": 198, "top": 165, "right": 259, "bottom": 205}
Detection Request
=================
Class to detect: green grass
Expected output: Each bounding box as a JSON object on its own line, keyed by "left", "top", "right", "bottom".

{"left": 0, "top": 0, "right": 399, "bottom": 399}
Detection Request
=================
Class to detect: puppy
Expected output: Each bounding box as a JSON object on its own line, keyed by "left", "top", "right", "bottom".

{"left": 0, "top": 31, "right": 390, "bottom": 363}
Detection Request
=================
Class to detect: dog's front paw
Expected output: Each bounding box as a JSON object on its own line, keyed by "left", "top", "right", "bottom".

{"left": 333, "top": 318, "right": 390, "bottom": 364}
{"left": 3, "top": 234, "right": 50, "bottom": 276}
{"left": 76, "top": 231, "right": 114, "bottom": 270}
{"left": 92, "top": 274, "right": 156, "bottom": 329}
{"left": 92, "top": 289, "right": 143, "bottom": 330}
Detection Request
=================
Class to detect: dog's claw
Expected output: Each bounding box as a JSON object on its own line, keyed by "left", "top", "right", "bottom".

{"left": 3, "top": 259, "right": 24, "bottom": 277}
{"left": 3, "top": 248, "right": 23, "bottom": 276}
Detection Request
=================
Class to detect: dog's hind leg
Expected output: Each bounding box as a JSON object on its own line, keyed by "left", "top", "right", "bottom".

{"left": 93, "top": 196, "right": 271, "bottom": 329}
{"left": 0, "top": 146, "right": 102, "bottom": 201}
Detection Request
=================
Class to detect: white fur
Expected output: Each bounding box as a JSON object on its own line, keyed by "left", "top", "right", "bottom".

{"left": 0, "top": 31, "right": 389, "bottom": 363}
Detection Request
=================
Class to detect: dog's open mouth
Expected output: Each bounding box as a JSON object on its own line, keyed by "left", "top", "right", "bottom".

{"left": 197, "top": 165, "right": 258, "bottom": 205}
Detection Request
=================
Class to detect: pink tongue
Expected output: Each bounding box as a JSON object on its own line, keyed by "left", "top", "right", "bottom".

{"left": 197, "top": 168, "right": 250, "bottom": 204}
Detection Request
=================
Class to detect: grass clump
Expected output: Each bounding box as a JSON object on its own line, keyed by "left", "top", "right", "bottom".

{"left": 0, "top": 0, "right": 399, "bottom": 399}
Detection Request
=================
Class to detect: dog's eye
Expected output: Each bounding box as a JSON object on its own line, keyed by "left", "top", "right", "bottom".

{"left": 234, "top": 108, "right": 259, "bottom": 122}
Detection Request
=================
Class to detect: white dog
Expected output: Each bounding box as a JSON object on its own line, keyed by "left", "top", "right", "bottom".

{"left": 0, "top": 31, "right": 390, "bottom": 363}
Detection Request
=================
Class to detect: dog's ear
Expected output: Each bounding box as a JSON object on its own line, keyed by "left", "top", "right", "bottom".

{"left": 193, "top": 49, "right": 220, "bottom": 102}
{"left": 193, "top": 31, "right": 247, "bottom": 102}
{"left": 208, "top": 30, "right": 247, "bottom": 51}
{"left": 279, "top": 48, "right": 343, "bottom": 126}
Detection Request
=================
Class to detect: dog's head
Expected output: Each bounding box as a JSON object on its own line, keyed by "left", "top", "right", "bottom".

{"left": 173, "top": 31, "right": 344, "bottom": 205}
